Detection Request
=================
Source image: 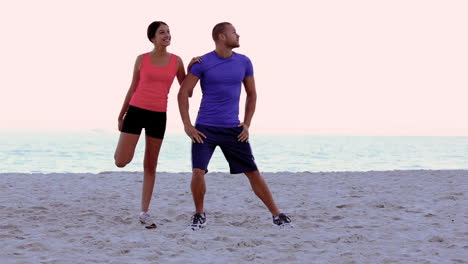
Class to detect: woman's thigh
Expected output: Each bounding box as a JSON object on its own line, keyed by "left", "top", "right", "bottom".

{"left": 114, "top": 132, "right": 140, "bottom": 166}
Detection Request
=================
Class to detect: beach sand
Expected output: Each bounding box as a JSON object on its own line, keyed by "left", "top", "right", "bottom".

{"left": 1, "top": 170, "right": 467, "bottom": 264}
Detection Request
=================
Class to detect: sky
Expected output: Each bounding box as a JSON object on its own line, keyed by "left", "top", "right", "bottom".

{"left": 1, "top": 0, "right": 467, "bottom": 136}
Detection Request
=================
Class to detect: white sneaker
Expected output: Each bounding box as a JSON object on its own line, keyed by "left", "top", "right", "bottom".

{"left": 139, "top": 212, "right": 157, "bottom": 229}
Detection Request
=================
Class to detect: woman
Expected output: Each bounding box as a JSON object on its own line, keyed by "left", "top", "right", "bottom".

{"left": 114, "top": 21, "right": 197, "bottom": 229}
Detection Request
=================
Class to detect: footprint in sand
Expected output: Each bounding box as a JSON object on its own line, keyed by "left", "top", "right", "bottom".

{"left": 336, "top": 204, "right": 352, "bottom": 209}
{"left": 331, "top": 215, "right": 345, "bottom": 220}
{"left": 16, "top": 242, "right": 49, "bottom": 252}
{"left": 164, "top": 208, "right": 177, "bottom": 217}
{"left": 428, "top": 236, "right": 444, "bottom": 243}
{"left": 111, "top": 216, "right": 132, "bottom": 225}
{"left": 26, "top": 215, "right": 47, "bottom": 221}
{"left": 30, "top": 206, "right": 48, "bottom": 211}
{"left": 119, "top": 249, "right": 131, "bottom": 255}
{"left": 234, "top": 239, "right": 263, "bottom": 248}
{"left": 213, "top": 236, "right": 231, "bottom": 242}
{"left": 345, "top": 225, "right": 364, "bottom": 229}
{"left": 175, "top": 214, "right": 188, "bottom": 221}
{"left": 328, "top": 234, "right": 368, "bottom": 243}
{"left": 438, "top": 195, "right": 458, "bottom": 201}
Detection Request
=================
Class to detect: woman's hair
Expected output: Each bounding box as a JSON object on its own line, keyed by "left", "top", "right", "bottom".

{"left": 147, "top": 21, "right": 168, "bottom": 42}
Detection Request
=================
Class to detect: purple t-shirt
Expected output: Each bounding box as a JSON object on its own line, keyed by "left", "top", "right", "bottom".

{"left": 189, "top": 51, "right": 254, "bottom": 127}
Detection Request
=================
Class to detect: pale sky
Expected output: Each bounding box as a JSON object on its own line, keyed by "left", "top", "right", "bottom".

{"left": 1, "top": 0, "right": 467, "bottom": 135}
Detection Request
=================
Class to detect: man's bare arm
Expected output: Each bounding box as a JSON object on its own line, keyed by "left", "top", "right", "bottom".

{"left": 238, "top": 75, "right": 257, "bottom": 142}
{"left": 177, "top": 73, "right": 206, "bottom": 143}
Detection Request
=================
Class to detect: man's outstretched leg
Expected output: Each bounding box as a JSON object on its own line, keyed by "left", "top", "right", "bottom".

{"left": 244, "top": 170, "right": 279, "bottom": 215}
{"left": 245, "top": 170, "right": 292, "bottom": 227}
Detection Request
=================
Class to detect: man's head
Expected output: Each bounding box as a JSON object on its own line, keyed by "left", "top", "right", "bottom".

{"left": 212, "top": 22, "right": 240, "bottom": 48}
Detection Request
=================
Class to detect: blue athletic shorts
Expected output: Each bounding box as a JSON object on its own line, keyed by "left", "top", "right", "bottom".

{"left": 192, "top": 124, "right": 258, "bottom": 174}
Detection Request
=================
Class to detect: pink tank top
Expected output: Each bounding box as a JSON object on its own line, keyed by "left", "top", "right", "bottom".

{"left": 129, "top": 53, "right": 178, "bottom": 112}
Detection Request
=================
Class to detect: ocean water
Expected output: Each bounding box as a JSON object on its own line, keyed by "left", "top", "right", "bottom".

{"left": 1, "top": 132, "right": 467, "bottom": 174}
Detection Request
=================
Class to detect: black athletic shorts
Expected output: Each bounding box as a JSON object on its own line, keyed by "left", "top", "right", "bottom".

{"left": 121, "top": 105, "right": 167, "bottom": 139}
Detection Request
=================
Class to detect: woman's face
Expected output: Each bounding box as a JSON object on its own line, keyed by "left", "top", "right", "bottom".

{"left": 152, "top": 24, "right": 171, "bottom": 47}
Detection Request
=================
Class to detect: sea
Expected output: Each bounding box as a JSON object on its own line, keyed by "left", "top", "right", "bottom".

{"left": 1, "top": 131, "right": 467, "bottom": 174}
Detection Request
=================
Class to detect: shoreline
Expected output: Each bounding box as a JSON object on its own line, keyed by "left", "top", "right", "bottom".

{"left": 2, "top": 168, "right": 468, "bottom": 175}
{"left": 1, "top": 170, "right": 467, "bottom": 263}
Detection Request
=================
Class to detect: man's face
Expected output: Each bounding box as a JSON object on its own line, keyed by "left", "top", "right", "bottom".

{"left": 222, "top": 24, "right": 240, "bottom": 48}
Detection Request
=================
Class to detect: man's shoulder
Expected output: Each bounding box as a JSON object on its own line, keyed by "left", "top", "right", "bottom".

{"left": 233, "top": 52, "right": 251, "bottom": 61}
{"left": 194, "top": 51, "right": 217, "bottom": 69}
{"left": 201, "top": 51, "right": 215, "bottom": 59}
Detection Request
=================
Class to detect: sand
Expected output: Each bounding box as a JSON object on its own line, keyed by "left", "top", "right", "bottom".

{"left": 1, "top": 170, "right": 467, "bottom": 264}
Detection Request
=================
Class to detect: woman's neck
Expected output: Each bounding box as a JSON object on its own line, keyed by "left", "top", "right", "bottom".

{"left": 152, "top": 46, "right": 167, "bottom": 56}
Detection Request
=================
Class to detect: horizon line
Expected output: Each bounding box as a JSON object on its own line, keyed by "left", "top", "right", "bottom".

{"left": 0, "top": 129, "right": 467, "bottom": 137}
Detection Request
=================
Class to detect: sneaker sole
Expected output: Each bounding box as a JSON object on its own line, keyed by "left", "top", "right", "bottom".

{"left": 273, "top": 223, "right": 294, "bottom": 228}
{"left": 190, "top": 223, "right": 207, "bottom": 231}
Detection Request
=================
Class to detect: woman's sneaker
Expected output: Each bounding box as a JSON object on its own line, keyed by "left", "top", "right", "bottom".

{"left": 139, "top": 212, "right": 157, "bottom": 229}
{"left": 273, "top": 213, "right": 293, "bottom": 228}
{"left": 190, "top": 213, "right": 207, "bottom": 230}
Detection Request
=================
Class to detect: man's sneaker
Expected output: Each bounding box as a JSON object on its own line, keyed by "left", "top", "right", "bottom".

{"left": 190, "top": 213, "right": 206, "bottom": 230}
{"left": 273, "top": 213, "right": 293, "bottom": 228}
{"left": 139, "top": 212, "right": 157, "bottom": 229}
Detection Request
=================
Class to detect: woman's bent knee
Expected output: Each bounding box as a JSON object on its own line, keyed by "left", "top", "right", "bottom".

{"left": 115, "top": 157, "right": 131, "bottom": 168}
{"left": 115, "top": 161, "right": 127, "bottom": 168}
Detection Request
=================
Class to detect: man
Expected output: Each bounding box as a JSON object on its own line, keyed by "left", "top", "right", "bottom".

{"left": 178, "top": 22, "right": 292, "bottom": 230}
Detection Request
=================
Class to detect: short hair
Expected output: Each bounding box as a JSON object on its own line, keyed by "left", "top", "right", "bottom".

{"left": 147, "top": 21, "right": 168, "bottom": 42}
{"left": 212, "top": 22, "right": 232, "bottom": 41}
